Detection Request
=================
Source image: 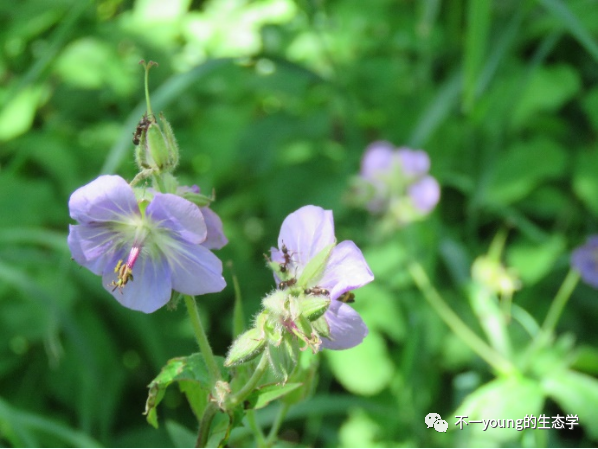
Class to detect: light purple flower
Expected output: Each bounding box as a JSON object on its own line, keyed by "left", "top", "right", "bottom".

{"left": 357, "top": 140, "right": 440, "bottom": 222}
{"left": 571, "top": 236, "right": 598, "bottom": 288}
{"left": 271, "top": 206, "right": 374, "bottom": 350}
{"left": 68, "top": 175, "right": 226, "bottom": 313}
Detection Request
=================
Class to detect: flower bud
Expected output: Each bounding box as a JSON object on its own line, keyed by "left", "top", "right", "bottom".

{"left": 224, "top": 327, "right": 266, "bottom": 367}
{"left": 135, "top": 113, "right": 179, "bottom": 173}
{"left": 297, "top": 294, "right": 330, "bottom": 321}
{"left": 266, "top": 333, "right": 300, "bottom": 383}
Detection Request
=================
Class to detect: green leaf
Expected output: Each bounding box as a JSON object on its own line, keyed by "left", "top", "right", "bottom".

{"left": 455, "top": 376, "right": 544, "bottom": 446}
{"left": 0, "top": 397, "right": 101, "bottom": 447}
{"left": 325, "top": 331, "right": 394, "bottom": 396}
{"left": 538, "top": 0, "right": 598, "bottom": 62}
{"left": 165, "top": 420, "right": 195, "bottom": 448}
{"left": 246, "top": 383, "right": 302, "bottom": 410}
{"left": 542, "top": 369, "right": 598, "bottom": 439}
{"left": 144, "top": 353, "right": 224, "bottom": 428}
{"left": 507, "top": 234, "right": 565, "bottom": 284}
{"left": 581, "top": 87, "right": 598, "bottom": 132}
{"left": 511, "top": 64, "right": 580, "bottom": 128}
{"left": 573, "top": 149, "right": 598, "bottom": 215}
{"left": 298, "top": 242, "right": 335, "bottom": 287}
{"left": 463, "top": 0, "right": 491, "bottom": 111}
{"left": 484, "top": 138, "right": 567, "bottom": 206}
{"left": 0, "top": 86, "right": 43, "bottom": 142}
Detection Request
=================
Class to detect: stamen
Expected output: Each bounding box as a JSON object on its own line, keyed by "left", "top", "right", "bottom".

{"left": 110, "top": 246, "right": 141, "bottom": 293}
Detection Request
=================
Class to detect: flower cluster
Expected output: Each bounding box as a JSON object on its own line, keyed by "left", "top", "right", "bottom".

{"left": 225, "top": 206, "right": 374, "bottom": 377}
{"left": 68, "top": 175, "right": 226, "bottom": 313}
{"left": 352, "top": 140, "right": 440, "bottom": 225}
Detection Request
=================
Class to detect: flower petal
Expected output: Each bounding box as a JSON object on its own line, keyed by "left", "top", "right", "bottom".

{"left": 318, "top": 240, "right": 374, "bottom": 300}
{"left": 146, "top": 193, "right": 207, "bottom": 245}
{"left": 69, "top": 175, "right": 139, "bottom": 224}
{"left": 361, "top": 141, "right": 394, "bottom": 179}
{"left": 276, "top": 206, "right": 336, "bottom": 269}
{"left": 408, "top": 175, "right": 440, "bottom": 213}
{"left": 200, "top": 206, "right": 228, "bottom": 250}
{"left": 102, "top": 250, "right": 172, "bottom": 313}
{"left": 169, "top": 240, "right": 226, "bottom": 295}
{"left": 68, "top": 224, "right": 120, "bottom": 275}
{"left": 321, "top": 301, "right": 368, "bottom": 350}
{"left": 572, "top": 237, "right": 598, "bottom": 288}
{"left": 397, "top": 148, "right": 430, "bottom": 176}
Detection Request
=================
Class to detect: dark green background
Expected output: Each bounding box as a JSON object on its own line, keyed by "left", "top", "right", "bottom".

{"left": 2, "top": 0, "right": 598, "bottom": 447}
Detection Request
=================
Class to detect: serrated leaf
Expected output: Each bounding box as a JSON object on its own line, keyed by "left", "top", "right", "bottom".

{"left": 144, "top": 353, "right": 224, "bottom": 428}
{"left": 246, "top": 383, "right": 302, "bottom": 410}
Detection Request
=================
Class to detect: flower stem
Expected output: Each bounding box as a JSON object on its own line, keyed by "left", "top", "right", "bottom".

{"left": 264, "top": 402, "right": 290, "bottom": 447}
{"left": 184, "top": 295, "right": 221, "bottom": 382}
{"left": 534, "top": 269, "right": 580, "bottom": 347}
{"left": 225, "top": 353, "right": 269, "bottom": 409}
{"left": 408, "top": 261, "right": 516, "bottom": 375}
{"left": 195, "top": 402, "right": 218, "bottom": 448}
{"left": 245, "top": 409, "right": 266, "bottom": 447}
{"left": 142, "top": 60, "right": 157, "bottom": 116}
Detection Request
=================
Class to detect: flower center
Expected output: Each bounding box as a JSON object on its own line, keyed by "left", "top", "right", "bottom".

{"left": 110, "top": 245, "right": 141, "bottom": 292}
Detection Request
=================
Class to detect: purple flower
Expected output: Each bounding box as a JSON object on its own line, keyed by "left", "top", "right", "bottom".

{"left": 68, "top": 175, "right": 226, "bottom": 313}
{"left": 571, "top": 236, "right": 598, "bottom": 288}
{"left": 357, "top": 141, "right": 440, "bottom": 222}
{"left": 271, "top": 206, "right": 374, "bottom": 350}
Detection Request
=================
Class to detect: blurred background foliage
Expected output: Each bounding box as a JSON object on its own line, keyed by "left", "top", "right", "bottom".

{"left": 2, "top": 0, "right": 598, "bottom": 447}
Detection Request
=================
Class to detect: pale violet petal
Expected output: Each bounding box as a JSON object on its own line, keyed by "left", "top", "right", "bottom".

{"left": 68, "top": 224, "right": 120, "bottom": 275}
{"left": 397, "top": 148, "right": 430, "bottom": 176}
{"left": 408, "top": 175, "right": 440, "bottom": 213}
{"left": 102, "top": 250, "right": 172, "bottom": 313}
{"left": 572, "top": 236, "right": 598, "bottom": 288}
{"left": 277, "top": 206, "right": 336, "bottom": 270}
{"left": 69, "top": 175, "right": 139, "bottom": 224}
{"left": 146, "top": 193, "right": 207, "bottom": 245}
{"left": 200, "top": 207, "right": 228, "bottom": 250}
{"left": 321, "top": 301, "right": 368, "bottom": 350}
{"left": 318, "top": 240, "right": 374, "bottom": 300}
{"left": 361, "top": 141, "right": 395, "bottom": 178}
{"left": 169, "top": 241, "right": 226, "bottom": 295}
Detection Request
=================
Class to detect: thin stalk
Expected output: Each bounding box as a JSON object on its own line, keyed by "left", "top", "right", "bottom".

{"left": 264, "top": 402, "right": 291, "bottom": 447}
{"left": 536, "top": 269, "right": 580, "bottom": 345}
{"left": 245, "top": 410, "right": 266, "bottom": 447}
{"left": 196, "top": 402, "right": 219, "bottom": 448}
{"left": 184, "top": 295, "right": 221, "bottom": 382}
{"left": 226, "top": 354, "right": 269, "bottom": 409}
{"left": 408, "top": 261, "right": 516, "bottom": 375}
{"left": 142, "top": 60, "right": 157, "bottom": 116}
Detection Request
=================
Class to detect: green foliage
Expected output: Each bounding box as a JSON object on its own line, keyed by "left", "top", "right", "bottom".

{"left": 2, "top": 0, "right": 598, "bottom": 447}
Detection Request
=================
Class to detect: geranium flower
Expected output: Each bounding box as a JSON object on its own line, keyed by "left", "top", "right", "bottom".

{"left": 67, "top": 175, "right": 226, "bottom": 313}
{"left": 356, "top": 141, "right": 440, "bottom": 223}
{"left": 571, "top": 236, "right": 598, "bottom": 288}
{"left": 270, "top": 205, "right": 374, "bottom": 349}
